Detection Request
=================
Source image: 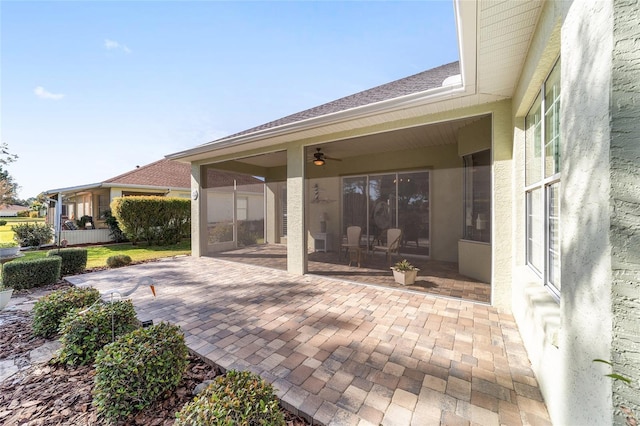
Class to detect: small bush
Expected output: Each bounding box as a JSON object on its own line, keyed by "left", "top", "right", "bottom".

{"left": 57, "top": 300, "right": 138, "bottom": 365}
{"left": 29, "top": 211, "right": 39, "bottom": 218}
{"left": 93, "top": 322, "right": 188, "bottom": 422}
{"left": 175, "top": 370, "right": 285, "bottom": 426}
{"left": 32, "top": 286, "right": 101, "bottom": 338}
{"left": 2, "top": 257, "right": 61, "bottom": 291}
{"left": 0, "top": 220, "right": 7, "bottom": 226}
{"left": 11, "top": 222, "right": 53, "bottom": 248}
{"left": 106, "top": 254, "right": 132, "bottom": 268}
{"left": 16, "top": 210, "right": 29, "bottom": 218}
{"left": 47, "top": 248, "right": 88, "bottom": 276}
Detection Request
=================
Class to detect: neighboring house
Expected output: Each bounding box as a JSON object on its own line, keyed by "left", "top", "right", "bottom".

{"left": 43, "top": 159, "right": 264, "bottom": 246}
{"left": 0, "top": 204, "right": 29, "bottom": 217}
{"left": 167, "top": 1, "right": 639, "bottom": 424}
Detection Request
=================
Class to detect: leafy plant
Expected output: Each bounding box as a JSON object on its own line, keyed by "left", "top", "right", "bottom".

{"left": 11, "top": 222, "right": 53, "bottom": 248}
{"left": 47, "top": 248, "right": 88, "bottom": 277}
{"left": 392, "top": 259, "right": 419, "bottom": 272}
{"left": 32, "top": 286, "right": 100, "bottom": 338}
{"left": 2, "top": 257, "right": 61, "bottom": 290}
{"left": 594, "top": 358, "right": 638, "bottom": 426}
{"left": 175, "top": 370, "right": 285, "bottom": 426}
{"left": 57, "top": 300, "right": 138, "bottom": 365}
{"left": 102, "top": 209, "right": 127, "bottom": 243}
{"left": 93, "top": 322, "right": 188, "bottom": 422}
{"left": 0, "top": 220, "right": 8, "bottom": 226}
{"left": 106, "top": 254, "right": 132, "bottom": 268}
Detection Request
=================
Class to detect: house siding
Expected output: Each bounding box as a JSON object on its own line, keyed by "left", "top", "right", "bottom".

{"left": 611, "top": 0, "right": 640, "bottom": 421}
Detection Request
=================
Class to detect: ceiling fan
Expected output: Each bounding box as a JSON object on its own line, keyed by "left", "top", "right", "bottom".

{"left": 312, "top": 147, "right": 342, "bottom": 166}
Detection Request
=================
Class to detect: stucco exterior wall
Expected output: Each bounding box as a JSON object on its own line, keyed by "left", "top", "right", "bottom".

{"left": 561, "top": 2, "right": 614, "bottom": 424}
{"left": 610, "top": 0, "right": 640, "bottom": 420}
{"left": 191, "top": 163, "right": 202, "bottom": 257}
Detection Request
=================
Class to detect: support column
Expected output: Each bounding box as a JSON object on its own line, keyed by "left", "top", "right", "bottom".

{"left": 287, "top": 145, "right": 306, "bottom": 275}
{"left": 191, "top": 163, "right": 203, "bottom": 258}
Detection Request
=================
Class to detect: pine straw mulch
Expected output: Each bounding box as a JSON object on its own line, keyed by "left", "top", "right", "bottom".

{"left": 0, "top": 289, "right": 309, "bottom": 426}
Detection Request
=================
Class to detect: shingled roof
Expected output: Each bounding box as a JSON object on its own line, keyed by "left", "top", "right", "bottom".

{"left": 212, "top": 61, "right": 460, "bottom": 143}
{"left": 104, "top": 158, "right": 262, "bottom": 190}
{"left": 105, "top": 159, "right": 192, "bottom": 188}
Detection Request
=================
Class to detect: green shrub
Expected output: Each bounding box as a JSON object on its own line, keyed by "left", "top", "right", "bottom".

{"left": 106, "top": 254, "right": 132, "bottom": 268}
{"left": 175, "top": 370, "right": 285, "bottom": 426}
{"left": 103, "top": 209, "right": 127, "bottom": 243}
{"left": 0, "top": 220, "right": 7, "bottom": 226}
{"left": 2, "top": 257, "right": 61, "bottom": 291}
{"left": 57, "top": 300, "right": 138, "bottom": 365}
{"left": 11, "top": 222, "right": 53, "bottom": 248}
{"left": 32, "top": 286, "right": 101, "bottom": 338}
{"left": 47, "top": 248, "right": 88, "bottom": 276}
{"left": 16, "top": 210, "right": 30, "bottom": 218}
{"left": 28, "top": 211, "right": 39, "bottom": 218}
{"left": 93, "top": 322, "right": 188, "bottom": 422}
{"left": 111, "top": 196, "right": 190, "bottom": 246}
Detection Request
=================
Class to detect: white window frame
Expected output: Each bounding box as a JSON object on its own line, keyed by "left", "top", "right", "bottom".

{"left": 525, "top": 58, "right": 561, "bottom": 299}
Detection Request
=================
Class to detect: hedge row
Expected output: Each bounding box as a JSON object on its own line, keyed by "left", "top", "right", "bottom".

{"left": 47, "top": 248, "right": 88, "bottom": 276}
{"left": 2, "top": 257, "right": 61, "bottom": 290}
{"left": 32, "top": 286, "right": 101, "bottom": 338}
{"left": 111, "top": 196, "right": 190, "bottom": 246}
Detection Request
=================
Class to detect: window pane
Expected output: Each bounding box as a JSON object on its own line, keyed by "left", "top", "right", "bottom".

{"left": 526, "top": 94, "right": 542, "bottom": 186}
{"left": 463, "top": 150, "right": 491, "bottom": 243}
{"left": 369, "top": 174, "right": 397, "bottom": 245}
{"left": 547, "top": 182, "right": 561, "bottom": 292}
{"left": 342, "top": 177, "right": 368, "bottom": 239}
{"left": 544, "top": 62, "right": 561, "bottom": 177}
{"left": 397, "top": 171, "right": 430, "bottom": 256}
{"left": 527, "top": 188, "right": 543, "bottom": 273}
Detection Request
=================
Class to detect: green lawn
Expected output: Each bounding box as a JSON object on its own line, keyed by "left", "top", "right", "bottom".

{"left": 18, "top": 240, "right": 191, "bottom": 269}
{"left": 0, "top": 217, "right": 45, "bottom": 244}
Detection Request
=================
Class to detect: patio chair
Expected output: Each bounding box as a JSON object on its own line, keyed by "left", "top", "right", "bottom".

{"left": 340, "top": 226, "right": 362, "bottom": 267}
{"left": 371, "top": 228, "right": 402, "bottom": 264}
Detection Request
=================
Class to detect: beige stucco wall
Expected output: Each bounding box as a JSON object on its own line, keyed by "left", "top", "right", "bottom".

{"left": 512, "top": 1, "right": 616, "bottom": 424}
{"left": 287, "top": 145, "right": 306, "bottom": 274}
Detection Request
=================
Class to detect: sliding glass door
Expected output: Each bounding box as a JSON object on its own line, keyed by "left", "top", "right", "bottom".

{"left": 342, "top": 171, "right": 430, "bottom": 257}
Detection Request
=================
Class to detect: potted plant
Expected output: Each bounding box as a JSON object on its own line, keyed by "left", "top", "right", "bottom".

{"left": 391, "top": 259, "right": 419, "bottom": 285}
{"left": 0, "top": 241, "right": 20, "bottom": 258}
{"left": 0, "top": 283, "right": 13, "bottom": 310}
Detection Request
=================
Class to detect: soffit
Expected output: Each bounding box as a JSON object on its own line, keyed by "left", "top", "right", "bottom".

{"left": 476, "top": 0, "right": 543, "bottom": 97}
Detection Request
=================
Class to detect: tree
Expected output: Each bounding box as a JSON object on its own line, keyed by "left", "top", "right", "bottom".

{"left": 0, "top": 143, "right": 18, "bottom": 205}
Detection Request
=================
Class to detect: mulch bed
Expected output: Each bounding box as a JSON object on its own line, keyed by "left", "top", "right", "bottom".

{"left": 0, "top": 293, "right": 310, "bottom": 426}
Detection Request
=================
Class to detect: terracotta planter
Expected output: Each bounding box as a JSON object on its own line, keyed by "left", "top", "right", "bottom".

{"left": 391, "top": 268, "right": 418, "bottom": 285}
{"left": 0, "top": 288, "right": 13, "bottom": 310}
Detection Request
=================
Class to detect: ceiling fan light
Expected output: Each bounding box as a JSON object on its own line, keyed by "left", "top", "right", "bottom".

{"left": 313, "top": 158, "right": 325, "bottom": 166}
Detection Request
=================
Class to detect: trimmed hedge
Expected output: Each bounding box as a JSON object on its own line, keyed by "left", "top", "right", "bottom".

{"left": 111, "top": 196, "right": 190, "bottom": 246}
{"left": 47, "top": 248, "right": 88, "bottom": 277}
{"left": 2, "top": 257, "right": 61, "bottom": 290}
{"left": 93, "top": 322, "right": 188, "bottom": 422}
{"left": 32, "top": 287, "right": 101, "bottom": 338}
{"left": 57, "top": 300, "right": 139, "bottom": 366}
{"left": 175, "top": 370, "right": 285, "bottom": 426}
{"left": 106, "top": 254, "right": 132, "bottom": 268}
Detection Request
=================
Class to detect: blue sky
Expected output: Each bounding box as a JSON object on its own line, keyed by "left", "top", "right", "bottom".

{"left": 1, "top": 1, "right": 458, "bottom": 199}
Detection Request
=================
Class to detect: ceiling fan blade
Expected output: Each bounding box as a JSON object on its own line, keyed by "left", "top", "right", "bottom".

{"left": 324, "top": 156, "right": 342, "bottom": 161}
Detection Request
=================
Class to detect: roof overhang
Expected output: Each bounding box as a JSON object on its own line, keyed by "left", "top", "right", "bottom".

{"left": 166, "top": 0, "right": 542, "bottom": 165}
{"left": 44, "top": 183, "right": 189, "bottom": 197}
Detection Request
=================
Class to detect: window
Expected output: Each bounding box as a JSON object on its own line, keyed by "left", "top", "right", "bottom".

{"left": 525, "top": 59, "right": 561, "bottom": 297}
{"left": 236, "top": 197, "right": 248, "bottom": 221}
{"left": 98, "top": 195, "right": 110, "bottom": 219}
{"left": 463, "top": 149, "right": 491, "bottom": 243}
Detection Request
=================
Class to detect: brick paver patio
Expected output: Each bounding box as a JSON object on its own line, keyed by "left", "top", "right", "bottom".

{"left": 66, "top": 256, "right": 550, "bottom": 426}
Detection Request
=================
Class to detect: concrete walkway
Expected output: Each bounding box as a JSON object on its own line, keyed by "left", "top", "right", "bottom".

{"left": 66, "top": 256, "right": 550, "bottom": 426}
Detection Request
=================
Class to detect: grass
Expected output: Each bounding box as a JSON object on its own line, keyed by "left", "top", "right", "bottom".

{"left": 0, "top": 217, "right": 45, "bottom": 244}
{"left": 17, "top": 240, "right": 191, "bottom": 269}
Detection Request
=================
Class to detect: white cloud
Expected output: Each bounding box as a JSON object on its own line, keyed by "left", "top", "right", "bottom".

{"left": 104, "top": 38, "right": 132, "bottom": 54}
{"left": 34, "top": 86, "right": 64, "bottom": 100}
